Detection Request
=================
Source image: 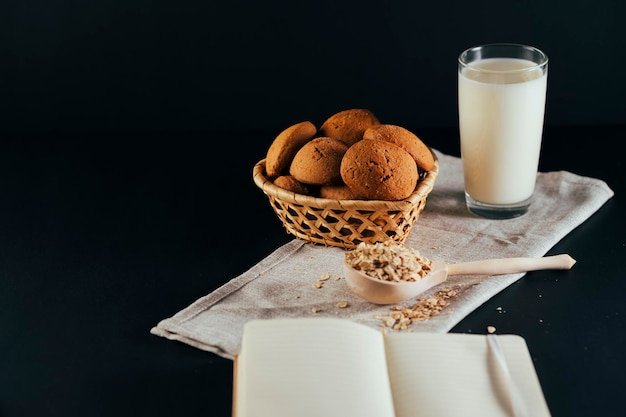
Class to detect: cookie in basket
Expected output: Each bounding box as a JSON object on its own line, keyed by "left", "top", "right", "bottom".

{"left": 340, "top": 139, "right": 418, "bottom": 200}
{"left": 319, "top": 109, "right": 380, "bottom": 146}
{"left": 273, "top": 175, "right": 313, "bottom": 195}
{"left": 289, "top": 137, "right": 348, "bottom": 185}
{"left": 265, "top": 121, "right": 317, "bottom": 178}
{"left": 363, "top": 124, "right": 435, "bottom": 172}
{"left": 319, "top": 183, "right": 360, "bottom": 200}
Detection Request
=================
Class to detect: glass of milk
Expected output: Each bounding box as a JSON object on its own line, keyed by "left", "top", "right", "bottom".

{"left": 458, "top": 43, "right": 548, "bottom": 219}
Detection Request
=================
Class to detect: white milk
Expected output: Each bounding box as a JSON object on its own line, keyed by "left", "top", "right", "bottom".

{"left": 458, "top": 58, "right": 547, "bottom": 205}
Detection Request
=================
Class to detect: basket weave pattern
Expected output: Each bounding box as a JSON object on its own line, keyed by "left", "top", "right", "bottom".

{"left": 253, "top": 154, "right": 438, "bottom": 249}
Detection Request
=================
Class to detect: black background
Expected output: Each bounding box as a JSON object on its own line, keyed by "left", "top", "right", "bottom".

{"left": 2, "top": 0, "right": 625, "bottom": 135}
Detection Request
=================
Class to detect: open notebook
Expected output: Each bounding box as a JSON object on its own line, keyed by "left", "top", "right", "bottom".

{"left": 233, "top": 317, "right": 551, "bottom": 417}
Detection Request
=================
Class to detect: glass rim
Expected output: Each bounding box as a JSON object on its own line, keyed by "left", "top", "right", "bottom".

{"left": 458, "top": 43, "right": 548, "bottom": 74}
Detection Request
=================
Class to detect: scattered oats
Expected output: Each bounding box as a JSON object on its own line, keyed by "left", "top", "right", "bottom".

{"left": 487, "top": 325, "right": 496, "bottom": 334}
{"left": 376, "top": 288, "right": 457, "bottom": 330}
{"left": 312, "top": 273, "right": 333, "bottom": 289}
{"left": 311, "top": 307, "right": 321, "bottom": 313}
{"left": 335, "top": 276, "right": 342, "bottom": 281}
{"left": 336, "top": 301, "right": 349, "bottom": 308}
{"left": 379, "top": 316, "right": 396, "bottom": 328}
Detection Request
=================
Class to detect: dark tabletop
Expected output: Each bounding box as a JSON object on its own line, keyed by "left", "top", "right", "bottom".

{"left": 1, "top": 125, "right": 624, "bottom": 416}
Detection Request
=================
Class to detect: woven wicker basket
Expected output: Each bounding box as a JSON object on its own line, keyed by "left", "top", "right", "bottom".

{"left": 253, "top": 152, "right": 438, "bottom": 249}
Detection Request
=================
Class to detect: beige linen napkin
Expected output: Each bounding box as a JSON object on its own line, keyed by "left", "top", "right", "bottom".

{"left": 150, "top": 150, "right": 614, "bottom": 360}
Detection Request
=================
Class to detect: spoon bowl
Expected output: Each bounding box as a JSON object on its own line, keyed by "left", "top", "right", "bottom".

{"left": 344, "top": 254, "right": 576, "bottom": 305}
{"left": 344, "top": 260, "right": 448, "bottom": 305}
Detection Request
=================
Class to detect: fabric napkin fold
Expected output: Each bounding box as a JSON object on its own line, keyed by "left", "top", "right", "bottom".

{"left": 150, "top": 150, "right": 614, "bottom": 360}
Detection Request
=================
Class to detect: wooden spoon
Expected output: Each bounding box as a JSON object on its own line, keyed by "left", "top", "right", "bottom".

{"left": 343, "top": 254, "right": 576, "bottom": 305}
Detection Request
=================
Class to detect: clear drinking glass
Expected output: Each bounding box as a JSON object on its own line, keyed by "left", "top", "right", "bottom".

{"left": 458, "top": 43, "right": 548, "bottom": 219}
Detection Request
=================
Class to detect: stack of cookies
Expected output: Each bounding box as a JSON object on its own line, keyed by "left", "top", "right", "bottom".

{"left": 264, "top": 109, "right": 435, "bottom": 201}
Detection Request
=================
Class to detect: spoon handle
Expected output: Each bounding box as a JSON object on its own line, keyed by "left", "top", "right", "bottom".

{"left": 446, "top": 254, "right": 576, "bottom": 276}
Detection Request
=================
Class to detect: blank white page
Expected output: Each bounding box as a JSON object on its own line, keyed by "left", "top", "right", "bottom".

{"left": 383, "top": 332, "right": 551, "bottom": 417}
{"left": 235, "top": 318, "right": 397, "bottom": 417}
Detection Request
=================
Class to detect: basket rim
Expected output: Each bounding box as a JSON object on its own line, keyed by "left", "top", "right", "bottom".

{"left": 252, "top": 149, "right": 439, "bottom": 210}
